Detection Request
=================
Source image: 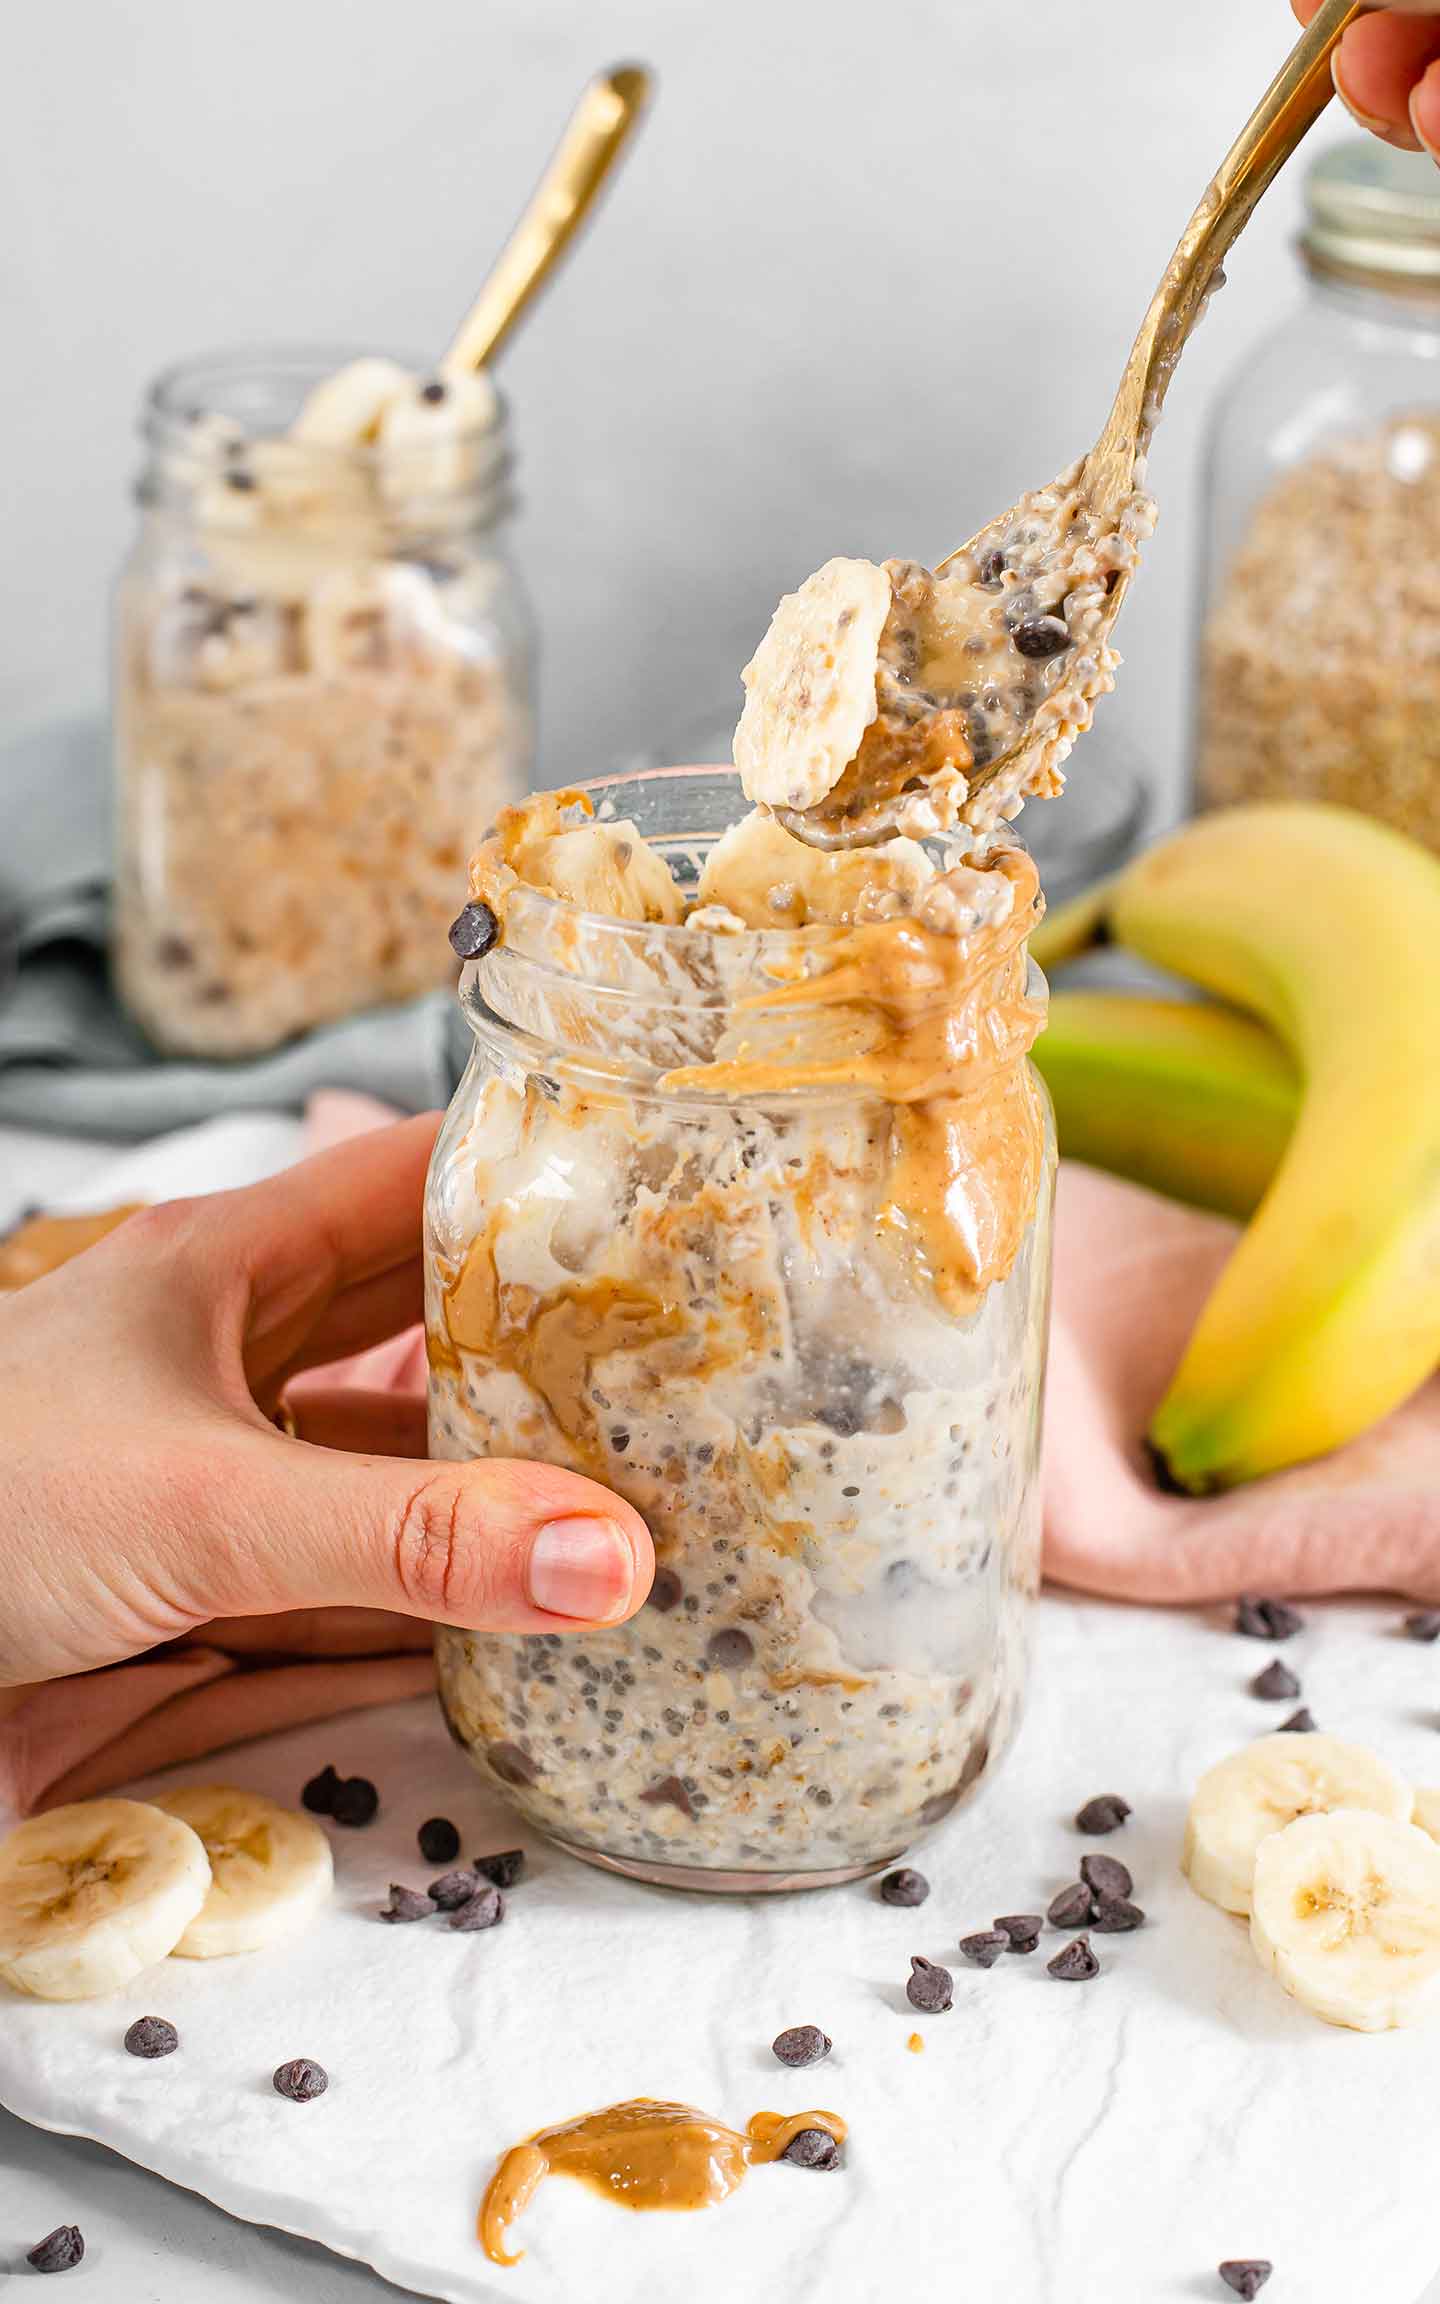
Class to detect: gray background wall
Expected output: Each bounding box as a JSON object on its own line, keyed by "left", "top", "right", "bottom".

{"left": 1, "top": 0, "right": 1318, "bottom": 817}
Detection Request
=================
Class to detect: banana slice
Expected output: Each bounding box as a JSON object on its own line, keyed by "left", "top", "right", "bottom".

{"left": 515, "top": 819, "right": 684, "bottom": 924}
{"left": 1183, "top": 1733, "right": 1413, "bottom": 1915}
{"left": 734, "top": 558, "right": 891, "bottom": 812}
{"left": 1413, "top": 1789, "right": 1440, "bottom": 1845}
{"left": 0, "top": 1799, "right": 210, "bottom": 2001}
{"left": 377, "top": 370, "right": 498, "bottom": 505}
{"left": 153, "top": 1787, "right": 332, "bottom": 1958}
{"left": 292, "top": 356, "right": 412, "bottom": 447}
{"left": 1250, "top": 1808, "right": 1440, "bottom": 2031}
{"left": 696, "top": 807, "right": 935, "bottom": 927}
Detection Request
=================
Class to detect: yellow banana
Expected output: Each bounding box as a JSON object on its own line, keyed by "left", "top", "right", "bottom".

{"left": 1035, "top": 990, "right": 1296, "bottom": 1221}
{"left": 1095, "top": 802, "right": 1440, "bottom": 1491}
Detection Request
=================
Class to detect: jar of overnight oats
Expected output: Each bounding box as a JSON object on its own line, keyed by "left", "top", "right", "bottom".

{"left": 1194, "top": 143, "right": 1440, "bottom": 849}
{"left": 113, "top": 347, "right": 534, "bottom": 1056}
{"left": 426, "top": 768, "right": 1055, "bottom": 1892}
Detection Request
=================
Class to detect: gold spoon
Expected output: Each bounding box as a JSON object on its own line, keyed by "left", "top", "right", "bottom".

{"left": 442, "top": 63, "right": 651, "bottom": 376}
{"left": 774, "top": 0, "right": 1369, "bottom": 851}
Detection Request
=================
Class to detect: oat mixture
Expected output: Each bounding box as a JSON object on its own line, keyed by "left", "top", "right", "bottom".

{"left": 428, "top": 786, "right": 1052, "bottom": 1877}
{"left": 1197, "top": 414, "right": 1440, "bottom": 851}
{"left": 114, "top": 364, "right": 530, "bottom": 1057}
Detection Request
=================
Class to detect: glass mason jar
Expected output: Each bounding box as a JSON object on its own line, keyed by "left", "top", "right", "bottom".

{"left": 1194, "top": 142, "right": 1440, "bottom": 848}
{"left": 113, "top": 346, "right": 535, "bottom": 1056}
{"left": 427, "top": 768, "right": 1055, "bottom": 1892}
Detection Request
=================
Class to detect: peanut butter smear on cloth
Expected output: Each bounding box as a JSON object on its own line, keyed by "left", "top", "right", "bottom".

{"left": 479, "top": 2098, "right": 848, "bottom": 2267}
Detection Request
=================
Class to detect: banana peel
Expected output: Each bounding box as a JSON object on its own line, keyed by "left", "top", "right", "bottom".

{"left": 1047, "top": 802, "right": 1440, "bottom": 1492}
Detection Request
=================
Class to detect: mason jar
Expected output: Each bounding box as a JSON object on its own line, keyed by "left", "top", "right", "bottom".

{"left": 113, "top": 346, "right": 535, "bottom": 1056}
{"left": 426, "top": 768, "right": 1055, "bottom": 1892}
{"left": 1194, "top": 142, "right": 1440, "bottom": 848}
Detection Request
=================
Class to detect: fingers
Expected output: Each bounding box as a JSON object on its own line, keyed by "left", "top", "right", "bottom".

{"left": 280, "top": 1385, "right": 429, "bottom": 1457}
{"left": 1412, "top": 52, "right": 1440, "bottom": 155}
{"left": 199, "top": 1430, "right": 656, "bottom": 1636}
{"left": 1332, "top": 10, "right": 1440, "bottom": 148}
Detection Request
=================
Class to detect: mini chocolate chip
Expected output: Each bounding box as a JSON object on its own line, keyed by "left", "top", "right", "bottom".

{"left": 1012, "top": 615, "right": 1071, "bottom": 659}
{"left": 1219, "top": 2263, "right": 1273, "bottom": 2300}
{"left": 417, "top": 1817, "right": 460, "bottom": 1865}
{"left": 905, "top": 1955, "right": 954, "bottom": 2012}
{"left": 1075, "top": 1794, "right": 1131, "bottom": 1835}
{"left": 1235, "top": 1596, "right": 1303, "bottom": 1641}
{"left": 225, "top": 467, "right": 257, "bottom": 491}
{"left": 647, "top": 1567, "right": 683, "bottom": 1612}
{"left": 330, "top": 1775, "right": 378, "bottom": 1827}
{"left": 124, "top": 2015, "right": 179, "bottom": 2058}
{"left": 772, "top": 2024, "right": 832, "bottom": 2067}
{"left": 1080, "top": 1853, "right": 1133, "bottom": 1901}
{"left": 1091, "top": 1896, "right": 1145, "bottom": 1933}
{"left": 1403, "top": 1610, "right": 1440, "bottom": 1642}
{"left": 301, "top": 1763, "right": 341, "bottom": 1815}
{"left": 879, "top": 1867, "right": 930, "bottom": 1908}
{"left": 639, "top": 1775, "right": 694, "bottom": 1818}
{"left": 26, "top": 2226, "right": 85, "bottom": 2274}
{"left": 1047, "top": 1934, "right": 1099, "bottom": 1981}
{"left": 428, "top": 1868, "right": 478, "bottom": 1910}
{"left": 448, "top": 900, "right": 499, "bottom": 960}
{"left": 959, "top": 1930, "right": 1010, "bottom": 1968}
{"left": 706, "top": 1627, "right": 754, "bottom": 1670}
{"left": 1279, "top": 1705, "right": 1317, "bottom": 1733}
{"left": 381, "top": 1884, "right": 433, "bottom": 1923}
{"left": 994, "top": 1913, "right": 1042, "bottom": 1953}
{"left": 978, "top": 546, "right": 1006, "bottom": 587}
{"left": 420, "top": 377, "right": 449, "bottom": 404}
{"left": 449, "top": 1885, "right": 504, "bottom": 1932}
{"left": 1251, "top": 1659, "right": 1300, "bottom": 1702}
{"left": 473, "top": 1848, "right": 526, "bottom": 1888}
{"left": 781, "top": 2127, "right": 841, "bottom": 2170}
{"left": 1047, "top": 1881, "right": 1096, "bottom": 1930}
{"left": 273, "top": 2057, "right": 328, "bottom": 2102}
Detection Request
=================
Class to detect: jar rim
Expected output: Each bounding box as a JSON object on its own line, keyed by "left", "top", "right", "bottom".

{"left": 143, "top": 342, "right": 510, "bottom": 463}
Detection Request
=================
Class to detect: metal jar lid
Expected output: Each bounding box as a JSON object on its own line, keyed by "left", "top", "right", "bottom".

{"left": 1303, "top": 139, "right": 1440, "bottom": 281}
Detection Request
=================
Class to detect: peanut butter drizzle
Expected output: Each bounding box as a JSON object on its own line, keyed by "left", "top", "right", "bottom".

{"left": 479, "top": 2097, "right": 847, "bottom": 2268}
{"left": 465, "top": 787, "right": 592, "bottom": 916}
{"left": 0, "top": 1205, "right": 144, "bottom": 1291}
{"left": 769, "top": 1666, "right": 870, "bottom": 1694}
{"left": 663, "top": 846, "right": 1047, "bottom": 1313}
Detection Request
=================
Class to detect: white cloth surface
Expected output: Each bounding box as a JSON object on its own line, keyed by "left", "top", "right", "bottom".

{"left": 3, "top": 1602, "right": 1440, "bottom": 2304}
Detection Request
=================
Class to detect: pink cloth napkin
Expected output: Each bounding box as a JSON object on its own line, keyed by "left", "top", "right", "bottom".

{"left": 8, "top": 1096, "right": 1438, "bottom": 1822}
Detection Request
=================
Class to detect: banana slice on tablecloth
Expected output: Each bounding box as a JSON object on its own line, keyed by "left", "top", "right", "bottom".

{"left": 1250, "top": 1807, "right": 1440, "bottom": 2031}
{"left": 1183, "top": 1732, "right": 1413, "bottom": 1916}
{"left": 0, "top": 1798, "right": 211, "bottom": 2001}
{"left": 153, "top": 1786, "right": 333, "bottom": 1958}
{"left": 734, "top": 558, "right": 891, "bottom": 812}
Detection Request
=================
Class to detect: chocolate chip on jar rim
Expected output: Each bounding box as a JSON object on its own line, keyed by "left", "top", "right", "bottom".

{"left": 771, "top": 2024, "right": 832, "bottom": 2067}
{"left": 448, "top": 900, "right": 500, "bottom": 960}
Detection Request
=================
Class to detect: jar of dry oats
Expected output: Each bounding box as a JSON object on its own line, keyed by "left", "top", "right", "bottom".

{"left": 113, "top": 346, "right": 535, "bottom": 1056}
{"left": 1194, "top": 143, "right": 1440, "bottom": 847}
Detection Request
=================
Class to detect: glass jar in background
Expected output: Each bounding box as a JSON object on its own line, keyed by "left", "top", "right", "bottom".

{"left": 1194, "top": 144, "right": 1440, "bottom": 848}
{"left": 426, "top": 767, "right": 1055, "bottom": 1892}
{"left": 113, "top": 347, "right": 535, "bottom": 1057}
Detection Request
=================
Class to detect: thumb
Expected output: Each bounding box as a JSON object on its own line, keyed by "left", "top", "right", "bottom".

{"left": 208, "top": 1425, "right": 656, "bottom": 1635}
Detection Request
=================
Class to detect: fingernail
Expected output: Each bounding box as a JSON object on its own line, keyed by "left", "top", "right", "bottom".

{"left": 1410, "top": 84, "right": 1440, "bottom": 166}
{"left": 528, "top": 1516, "right": 636, "bottom": 1622}
{"left": 1333, "top": 54, "right": 1422, "bottom": 148}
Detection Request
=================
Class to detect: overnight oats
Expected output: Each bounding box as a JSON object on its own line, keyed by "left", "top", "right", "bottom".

{"left": 113, "top": 348, "right": 534, "bottom": 1056}
{"left": 427, "top": 768, "right": 1055, "bottom": 1889}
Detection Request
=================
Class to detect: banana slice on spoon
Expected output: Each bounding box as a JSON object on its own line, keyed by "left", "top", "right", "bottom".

{"left": 0, "top": 1799, "right": 211, "bottom": 2002}
{"left": 155, "top": 1787, "right": 333, "bottom": 1958}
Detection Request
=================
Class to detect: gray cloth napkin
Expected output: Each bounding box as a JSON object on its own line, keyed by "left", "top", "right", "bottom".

{"left": 0, "top": 718, "right": 467, "bottom": 1137}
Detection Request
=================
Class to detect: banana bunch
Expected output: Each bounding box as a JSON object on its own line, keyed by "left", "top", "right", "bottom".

{"left": 0, "top": 1788, "right": 331, "bottom": 2001}
{"left": 1031, "top": 801, "right": 1440, "bottom": 1491}
{"left": 1184, "top": 1731, "right": 1440, "bottom": 2032}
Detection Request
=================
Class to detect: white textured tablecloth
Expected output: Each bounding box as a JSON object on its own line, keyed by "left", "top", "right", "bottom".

{"left": 2, "top": 1598, "right": 1440, "bottom": 2303}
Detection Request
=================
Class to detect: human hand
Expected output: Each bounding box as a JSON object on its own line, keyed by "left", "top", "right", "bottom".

{"left": 0, "top": 1116, "right": 654, "bottom": 1685}
{"left": 1294, "top": 0, "right": 1440, "bottom": 159}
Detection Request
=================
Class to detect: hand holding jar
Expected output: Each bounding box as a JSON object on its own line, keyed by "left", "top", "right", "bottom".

{"left": 1296, "top": 0, "right": 1440, "bottom": 160}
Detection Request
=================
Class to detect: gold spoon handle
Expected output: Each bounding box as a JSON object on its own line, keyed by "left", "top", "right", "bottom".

{"left": 442, "top": 64, "right": 651, "bottom": 375}
{"left": 1087, "top": 0, "right": 1370, "bottom": 514}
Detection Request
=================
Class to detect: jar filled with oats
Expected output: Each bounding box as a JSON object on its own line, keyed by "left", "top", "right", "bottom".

{"left": 426, "top": 768, "right": 1055, "bottom": 1892}
{"left": 113, "top": 347, "right": 535, "bottom": 1055}
{"left": 1195, "top": 144, "right": 1440, "bottom": 847}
